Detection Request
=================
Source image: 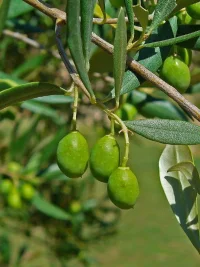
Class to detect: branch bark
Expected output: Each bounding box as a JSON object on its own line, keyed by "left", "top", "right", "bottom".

{"left": 23, "top": 0, "right": 200, "bottom": 122}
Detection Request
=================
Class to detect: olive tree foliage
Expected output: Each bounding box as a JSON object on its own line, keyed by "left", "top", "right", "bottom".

{"left": 0, "top": 0, "right": 200, "bottom": 253}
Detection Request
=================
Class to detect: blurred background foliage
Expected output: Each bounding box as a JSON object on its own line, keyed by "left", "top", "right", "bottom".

{"left": 0, "top": 0, "right": 200, "bottom": 266}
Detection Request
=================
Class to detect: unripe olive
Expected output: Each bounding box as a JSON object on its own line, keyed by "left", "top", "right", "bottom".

{"left": 90, "top": 135, "right": 120, "bottom": 183}
{"left": 187, "top": 3, "right": 200, "bottom": 20}
{"left": 160, "top": 56, "right": 191, "bottom": 94}
{"left": 107, "top": 167, "right": 139, "bottom": 209}
{"left": 0, "top": 179, "right": 13, "bottom": 194}
{"left": 109, "top": 0, "right": 124, "bottom": 8}
{"left": 175, "top": 46, "right": 192, "bottom": 66}
{"left": 20, "top": 183, "right": 35, "bottom": 201}
{"left": 69, "top": 200, "right": 82, "bottom": 213}
{"left": 176, "top": 10, "right": 194, "bottom": 25}
{"left": 57, "top": 131, "right": 89, "bottom": 178}
{"left": 121, "top": 103, "right": 137, "bottom": 121}
{"left": 7, "top": 190, "right": 22, "bottom": 209}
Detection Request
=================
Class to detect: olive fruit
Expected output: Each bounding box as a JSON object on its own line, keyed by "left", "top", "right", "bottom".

{"left": 69, "top": 200, "right": 82, "bottom": 213}
{"left": 176, "top": 10, "right": 194, "bottom": 25}
{"left": 175, "top": 46, "right": 192, "bottom": 66}
{"left": 20, "top": 183, "right": 35, "bottom": 200}
{"left": 160, "top": 56, "right": 191, "bottom": 94}
{"left": 0, "top": 179, "right": 13, "bottom": 194}
{"left": 57, "top": 131, "right": 89, "bottom": 178}
{"left": 107, "top": 167, "right": 139, "bottom": 209}
{"left": 121, "top": 103, "right": 137, "bottom": 121}
{"left": 187, "top": 3, "right": 200, "bottom": 20}
{"left": 109, "top": 0, "right": 124, "bottom": 8}
{"left": 7, "top": 190, "right": 22, "bottom": 209}
{"left": 90, "top": 135, "right": 120, "bottom": 183}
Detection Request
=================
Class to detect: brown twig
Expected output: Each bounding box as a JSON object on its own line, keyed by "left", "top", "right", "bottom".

{"left": 3, "top": 29, "right": 60, "bottom": 58}
{"left": 22, "top": 0, "right": 200, "bottom": 122}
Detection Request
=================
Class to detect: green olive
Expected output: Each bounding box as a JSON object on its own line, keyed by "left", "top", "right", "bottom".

{"left": 20, "top": 183, "right": 35, "bottom": 201}
{"left": 107, "top": 167, "right": 139, "bottom": 209}
{"left": 69, "top": 200, "right": 82, "bottom": 213}
{"left": 109, "top": 0, "right": 124, "bottom": 8}
{"left": 175, "top": 46, "right": 192, "bottom": 66}
{"left": 57, "top": 131, "right": 89, "bottom": 178}
{"left": 121, "top": 103, "right": 137, "bottom": 121}
{"left": 160, "top": 56, "right": 191, "bottom": 94}
{"left": 7, "top": 190, "right": 22, "bottom": 209}
{"left": 90, "top": 135, "right": 120, "bottom": 183}
{"left": 176, "top": 10, "right": 195, "bottom": 25}
{"left": 0, "top": 179, "right": 13, "bottom": 194}
{"left": 187, "top": 3, "right": 200, "bottom": 20}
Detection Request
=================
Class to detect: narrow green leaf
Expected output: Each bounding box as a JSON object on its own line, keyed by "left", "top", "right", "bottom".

{"left": 32, "top": 194, "right": 71, "bottom": 221}
{"left": 125, "top": 0, "right": 134, "bottom": 44}
{"left": 159, "top": 145, "right": 200, "bottom": 253}
{"left": 81, "top": 0, "right": 96, "bottom": 71}
{"left": 67, "top": 0, "right": 95, "bottom": 101}
{"left": 168, "top": 161, "right": 200, "bottom": 195}
{"left": 41, "top": 164, "right": 70, "bottom": 182}
{"left": 177, "top": 25, "right": 200, "bottom": 51}
{"left": 0, "top": 0, "right": 11, "bottom": 36}
{"left": 113, "top": 7, "right": 127, "bottom": 107}
{"left": 0, "top": 79, "right": 18, "bottom": 91}
{"left": 143, "top": 28, "right": 200, "bottom": 48}
{"left": 21, "top": 100, "right": 65, "bottom": 125}
{"left": 148, "top": 0, "right": 176, "bottom": 33}
{"left": 132, "top": 4, "right": 148, "bottom": 32}
{"left": 34, "top": 95, "right": 73, "bottom": 104}
{"left": 98, "top": 0, "right": 106, "bottom": 20}
{"left": 124, "top": 119, "right": 200, "bottom": 145}
{"left": 0, "top": 71, "right": 25, "bottom": 84}
{"left": 0, "top": 82, "right": 65, "bottom": 110}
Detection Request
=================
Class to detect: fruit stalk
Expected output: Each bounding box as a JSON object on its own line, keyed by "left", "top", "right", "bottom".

{"left": 71, "top": 85, "right": 79, "bottom": 131}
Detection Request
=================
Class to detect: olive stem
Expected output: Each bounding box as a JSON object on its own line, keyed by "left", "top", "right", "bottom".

{"left": 72, "top": 85, "right": 79, "bottom": 131}
{"left": 110, "top": 118, "right": 115, "bottom": 136}
{"left": 96, "top": 102, "right": 130, "bottom": 167}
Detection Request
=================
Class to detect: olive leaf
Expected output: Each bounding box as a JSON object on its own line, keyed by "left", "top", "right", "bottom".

{"left": 168, "top": 161, "right": 200, "bottom": 195}
{"left": 172, "top": 0, "right": 200, "bottom": 15}
{"left": 32, "top": 194, "right": 71, "bottom": 221}
{"left": 113, "top": 7, "right": 127, "bottom": 107}
{"left": 148, "top": 0, "right": 176, "bottom": 34}
{"left": 81, "top": 0, "right": 96, "bottom": 71}
{"left": 177, "top": 25, "right": 200, "bottom": 51}
{"left": 132, "top": 4, "right": 148, "bottom": 33}
{"left": 0, "top": 82, "right": 66, "bottom": 110}
{"left": 0, "top": 0, "right": 11, "bottom": 36}
{"left": 66, "top": 0, "right": 95, "bottom": 101}
{"left": 124, "top": 119, "right": 200, "bottom": 145}
{"left": 124, "top": 0, "right": 134, "bottom": 44}
{"left": 159, "top": 145, "right": 200, "bottom": 253}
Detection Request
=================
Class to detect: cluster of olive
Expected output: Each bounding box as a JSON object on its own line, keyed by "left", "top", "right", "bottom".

{"left": 160, "top": 2, "right": 200, "bottom": 94}
{"left": 0, "top": 179, "right": 35, "bottom": 209}
{"left": 57, "top": 131, "right": 139, "bottom": 210}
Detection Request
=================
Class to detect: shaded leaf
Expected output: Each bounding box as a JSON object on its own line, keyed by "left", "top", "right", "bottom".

{"left": 32, "top": 194, "right": 71, "bottom": 221}
{"left": 125, "top": 0, "right": 134, "bottom": 43}
{"left": 159, "top": 145, "right": 200, "bottom": 253}
{"left": 124, "top": 119, "right": 200, "bottom": 145}
{"left": 168, "top": 161, "right": 200, "bottom": 195}
{"left": 148, "top": 0, "right": 176, "bottom": 33}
